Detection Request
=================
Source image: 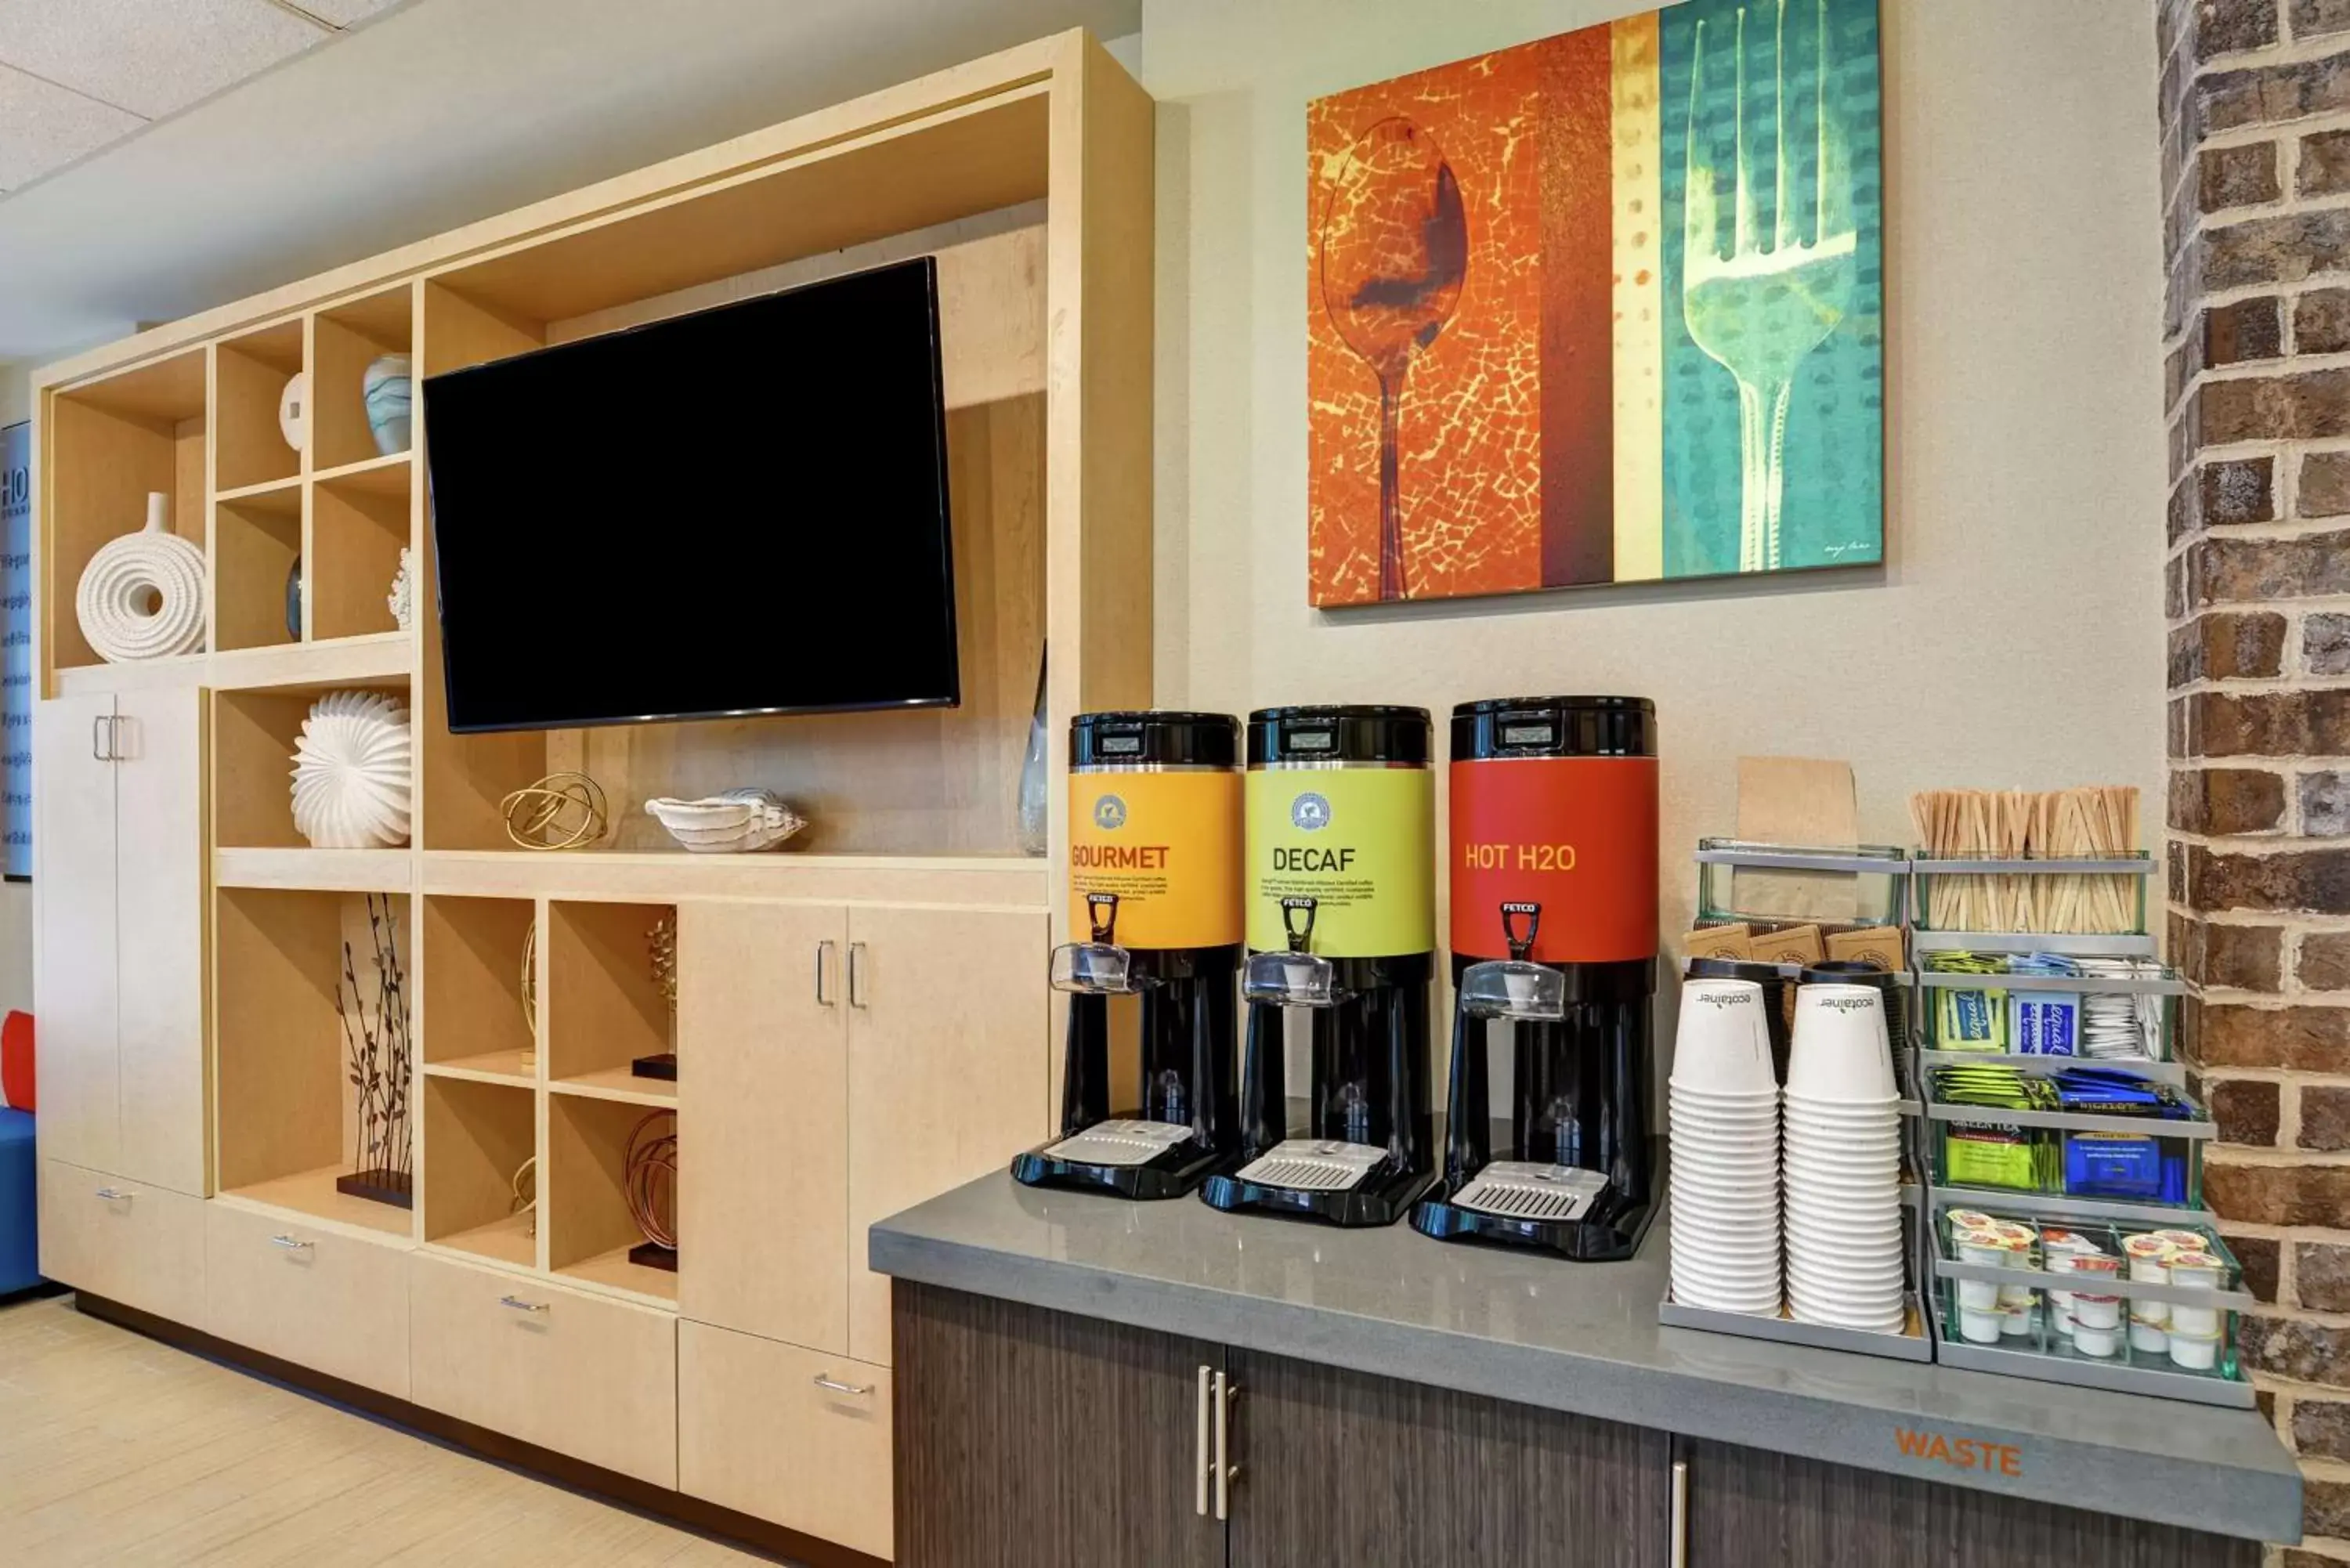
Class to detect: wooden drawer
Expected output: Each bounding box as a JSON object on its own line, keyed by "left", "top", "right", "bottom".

{"left": 409, "top": 1250, "right": 677, "bottom": 1488}
{"left": 38, "top": 1158, "right": 204, "bottom": 1324}
{"left": 204, "top": 1203, "right": 411, "bottom": 1398}
{"left": 680, "top": 1321, "right": 893, "bottom": 1561}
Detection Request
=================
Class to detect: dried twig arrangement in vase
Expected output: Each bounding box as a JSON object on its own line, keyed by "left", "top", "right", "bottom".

{"left": 336, "top": 893, "right": 414, "bottom": 1208}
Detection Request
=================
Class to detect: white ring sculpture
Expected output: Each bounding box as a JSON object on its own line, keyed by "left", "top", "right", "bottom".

{"left": 75, "top": 493, "right": 207, "bottom": 663}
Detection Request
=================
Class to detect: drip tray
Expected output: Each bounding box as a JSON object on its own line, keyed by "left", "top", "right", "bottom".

{"left": 1452, "top": 1162, "right": 1606, "bottom": 1223}
{"left": 1233, "top": 1140, "right": 1387, "bottom": 1193}
{"left": 1042, "top": 1119, "right": 1195, "bottom": 1169}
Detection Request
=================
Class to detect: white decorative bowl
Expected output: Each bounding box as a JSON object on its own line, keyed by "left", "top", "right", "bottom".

{"left": 291, "top": 690, "right": 412, "bottom": 848}
{"left": 645, "top": 789, "right": 805, "bottom": 853}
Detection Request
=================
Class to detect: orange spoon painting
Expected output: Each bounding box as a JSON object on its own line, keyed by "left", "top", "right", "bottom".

{"left": 1318, "top": 118, "right": 1468, "bottom": 602}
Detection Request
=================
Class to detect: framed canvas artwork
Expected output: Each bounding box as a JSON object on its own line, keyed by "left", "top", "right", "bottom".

{"left": 1306, "top": 0, "right": 1884, "bottom": 606}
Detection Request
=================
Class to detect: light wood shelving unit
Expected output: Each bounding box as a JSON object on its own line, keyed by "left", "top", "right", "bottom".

{"left": 31, "top": 28, "right": 1152, "bottom": 1563}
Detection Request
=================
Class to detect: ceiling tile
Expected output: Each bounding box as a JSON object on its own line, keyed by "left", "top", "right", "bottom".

{"left": 0, "top": 0, "right": 328, "bottom": 119}
{"left": 284, "top": 0, "right": 403, "bottom": 23}
{"left": 0, "top": 61, "right": 142, "bottom": 190}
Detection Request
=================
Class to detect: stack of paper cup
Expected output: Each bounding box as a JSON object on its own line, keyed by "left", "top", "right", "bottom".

{"left": 1782, "top": 983, "right": 1905, "bottom": 1332}
{"left": 1668, "top": 977, "right": 1782, "bottom": 1314}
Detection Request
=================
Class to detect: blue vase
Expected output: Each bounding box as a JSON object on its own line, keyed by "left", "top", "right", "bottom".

{"left": 363, "top": 354, "right": 412, "bottom": 456}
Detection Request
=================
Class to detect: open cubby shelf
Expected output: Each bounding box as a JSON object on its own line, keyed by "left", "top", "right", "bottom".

{"left": 215, "top": 885, "right": 418, "bottom": 1241}
{"left": 547, "top": 900, "right": 674, "bottom": 1085}
{"left": 213, "top": 677, "right": 414, "bottom": 851}
{"left": 421, "top": 1075, "right": 537, "bottom": 1266}
{"left": 217, "top": 319, "right": 305, "bottom": 494}
{"left": 314, "top": 286, "right": 414, "bottom": 474}
{"left": 548, "top": 1090, "right": 678, "bottom": 1304}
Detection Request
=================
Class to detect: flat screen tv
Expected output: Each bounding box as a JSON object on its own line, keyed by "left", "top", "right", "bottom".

{"left": 424, "top": 257, "right": 958, "bottom": 733}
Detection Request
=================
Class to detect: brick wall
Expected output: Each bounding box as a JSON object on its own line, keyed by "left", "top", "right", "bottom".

{"left": 2164, "top": 0, "right": 2350, "bottom": 1557}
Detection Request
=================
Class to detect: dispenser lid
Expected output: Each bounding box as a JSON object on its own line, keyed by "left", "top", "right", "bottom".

{"left": 1249, "top": 704, "right": 1431, "bottom": 767}
{"left": 1452, "top": 695, "right": 1655, "bottom": 760}
{"left": 1070, "top": 710, "right": 1241, "bottom": 769}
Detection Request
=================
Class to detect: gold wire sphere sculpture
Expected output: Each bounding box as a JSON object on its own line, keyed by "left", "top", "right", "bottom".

{"left": 501, "top": 771, "right": 610, "bottom": 851}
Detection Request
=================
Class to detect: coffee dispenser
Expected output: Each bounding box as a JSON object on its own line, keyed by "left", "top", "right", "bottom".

{"left": 1412, "top": 695, "right": 1661, "bottom": 1261}
{"left": 1012, "top": 712, "right": 1246, "bottom": 1199}
{"left": 1200, "top": 705, "right": 1438, "bottom": 1227}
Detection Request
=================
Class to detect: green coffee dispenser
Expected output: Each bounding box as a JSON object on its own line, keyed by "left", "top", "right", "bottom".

{"left": 1199, "top": 705, "right": 1437, "bottom": 1227}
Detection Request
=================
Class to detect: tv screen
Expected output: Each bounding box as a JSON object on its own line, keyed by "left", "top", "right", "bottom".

{"left": 424, "top": 257, "right": 959, "bottom": 733}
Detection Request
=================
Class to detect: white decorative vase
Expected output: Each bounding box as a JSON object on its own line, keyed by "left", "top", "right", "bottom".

{"left": 645, "top": 789, "right": 805, "bottom": 853}
{"left": 75, "top": 493, "right": 206, "bottom": 663}
{"left": 291, "top": 690, "right": 413, "bottom": 848}
{"left": 278, "top": 372, "right": 309, "bottom": 453}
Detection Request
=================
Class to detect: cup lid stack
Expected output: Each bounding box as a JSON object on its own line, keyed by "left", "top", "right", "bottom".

{"left": 1782, "top": 982, "right": 1906, "bottom": 1333}
{"left": 1668, "top": 977, "right": 1782, "bottom": 1316}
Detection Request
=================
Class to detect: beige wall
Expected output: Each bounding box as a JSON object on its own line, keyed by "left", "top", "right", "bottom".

{"left": 1139, "top": 0, "right": 2167, "bottom": 957}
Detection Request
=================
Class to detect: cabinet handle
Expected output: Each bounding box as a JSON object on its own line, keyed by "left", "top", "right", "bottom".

{"left": 1670, "top": 1458, "right": 1688, "bottom": 1567}
{"left": 1195, "top": 1365, "right": 1212, "bottom": 1517}
{"left": 268, "top": 1234, "right": 314, "bottom": 1252}
{"left": 815, "top": 940, "right": 836, "bottom": 1006}
{"left": 91, "top": 715, "right": 110, "bottom": 761}
{"left": 92, "top": 1187, "right": 132, "bottom": 1203}
{"left": 848, "top": 941, "right": 868, "bottom": 1008}
{"left": 498, "top": 1295, "right": 548, "bottom": 1314}
{"left": 109, "top": 714, "right": 128, "bottom": 760}
{"left": 812, "top": 1373, "right": 873, "bottom": 1396}
{"left": 1213, "top": 1371, "right": 1238, "bottom": 1522}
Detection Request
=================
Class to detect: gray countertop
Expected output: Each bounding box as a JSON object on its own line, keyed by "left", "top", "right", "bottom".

{"left": 870, "top": 1176, "right": 2301, "bottom": 1545}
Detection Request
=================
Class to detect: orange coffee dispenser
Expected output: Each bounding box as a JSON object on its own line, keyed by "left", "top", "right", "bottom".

{"left": 1412, "top": 695, "right": 1661, "bottom": 1260}
{"left": 1012, "top": 711, "right": 1245, "bottom": 1199}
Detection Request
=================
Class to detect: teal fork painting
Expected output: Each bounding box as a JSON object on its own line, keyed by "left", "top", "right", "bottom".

{"left": 1305, "top": 0, "right": 1882, "bottom": 605}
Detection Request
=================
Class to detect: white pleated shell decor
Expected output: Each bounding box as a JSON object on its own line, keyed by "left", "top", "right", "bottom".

{"left": 387, "top": 546, "right": 414, "bottom": 632}
{"left": 291, "top": 690, "right": 413, "bottom": 848}
{"left": 75, "top": 493, "right": 208, "bottom": 663}
{"left": 645, "top": 789, "right": 807, "bottom": 853}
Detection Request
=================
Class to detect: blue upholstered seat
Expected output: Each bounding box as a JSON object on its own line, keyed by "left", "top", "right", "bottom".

{"left": 0, "top": 1107, "right": 38, "bottom": 1295}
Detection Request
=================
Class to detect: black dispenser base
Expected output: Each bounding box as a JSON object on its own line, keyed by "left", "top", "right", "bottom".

{"left": 1408, "top": 1182, "right": 1658, "bottom": 1262}
{"left": 1198, "top": 1164, "right": 1437, "bottom": 1229}
{"left": 1010, "top": 1139, "right": 1238, "bottom": 1201}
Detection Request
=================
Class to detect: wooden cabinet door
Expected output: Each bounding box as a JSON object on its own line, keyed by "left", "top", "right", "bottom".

{"left": 677, "top": 900, "right": 849, "bottom": 1352}
{"left": 845, "top": 905, "right": 1047, "bottom": 1364}
{"left": 110, "top": 688, "right": 207, "bottom": 1195}
{"left": 892, "top": 1282, "right": 1224, "bottom": 1568}
{"left": 1223, "top": 1348, "right": 1670, "bottom": 1568}
{"left": 34, "top": 694, "right": 118, "bottom": 1174}
{"left": 1681, "top": 1439, "right": 2258, "bottom": 1567}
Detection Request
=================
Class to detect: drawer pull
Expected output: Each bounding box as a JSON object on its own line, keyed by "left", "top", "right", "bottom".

{"left": 498, "top": 1295, "right": 549, "bottom": 1314}
{"left": 812, "top": 1373, "right": 873, "bottom": 1396}
{"left": 269, "top": 1234, "right": 313, "bottom": 1252}
{"left": 92, "top": 1187, "right": 132, "bottom": 1203}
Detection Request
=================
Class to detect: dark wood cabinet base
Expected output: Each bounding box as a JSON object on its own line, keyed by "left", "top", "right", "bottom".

{"left": 893, "top": 1284, "right": 2264, "bottom": 1568}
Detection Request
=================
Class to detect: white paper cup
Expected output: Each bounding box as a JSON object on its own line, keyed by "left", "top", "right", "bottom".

{"left": 1670, "top": 1081, "right": 1781, "bottom": 1106}
{"left": 1998, "top": 1302, "right": 2034, "bottom": 1337}
{"left": 2168, "top": 1331, "right": 2222, "bottom": 1371}
{"left": 1791, "top": 1298, "right": 1905, "bottom": 1333}
{"left": 2072, "top": 1323, "right": 2121, "bottom": 1357}
{"left": 1958, "top": 1277, "right": 2001, "bottom": 1310}
{"left": 2129, "top": 1318, "right": 2169, "bottom": 1354}
{"left": 1675, "top": 979, "right": 1777, "bottom": 1094}
{"left": 1958, "top": 1306, "right": 2003, "bottom": 1343}
{"left": 2070, "top": 1293, "right": 2122, "bottom": 1331}
{"left": 1786, "top": 985, "right": 1896, "bottom": 1102}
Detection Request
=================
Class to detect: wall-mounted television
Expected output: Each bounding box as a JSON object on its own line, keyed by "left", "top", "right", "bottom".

{"left": 423, "top": 257, "right": 959, "bottom": 734}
